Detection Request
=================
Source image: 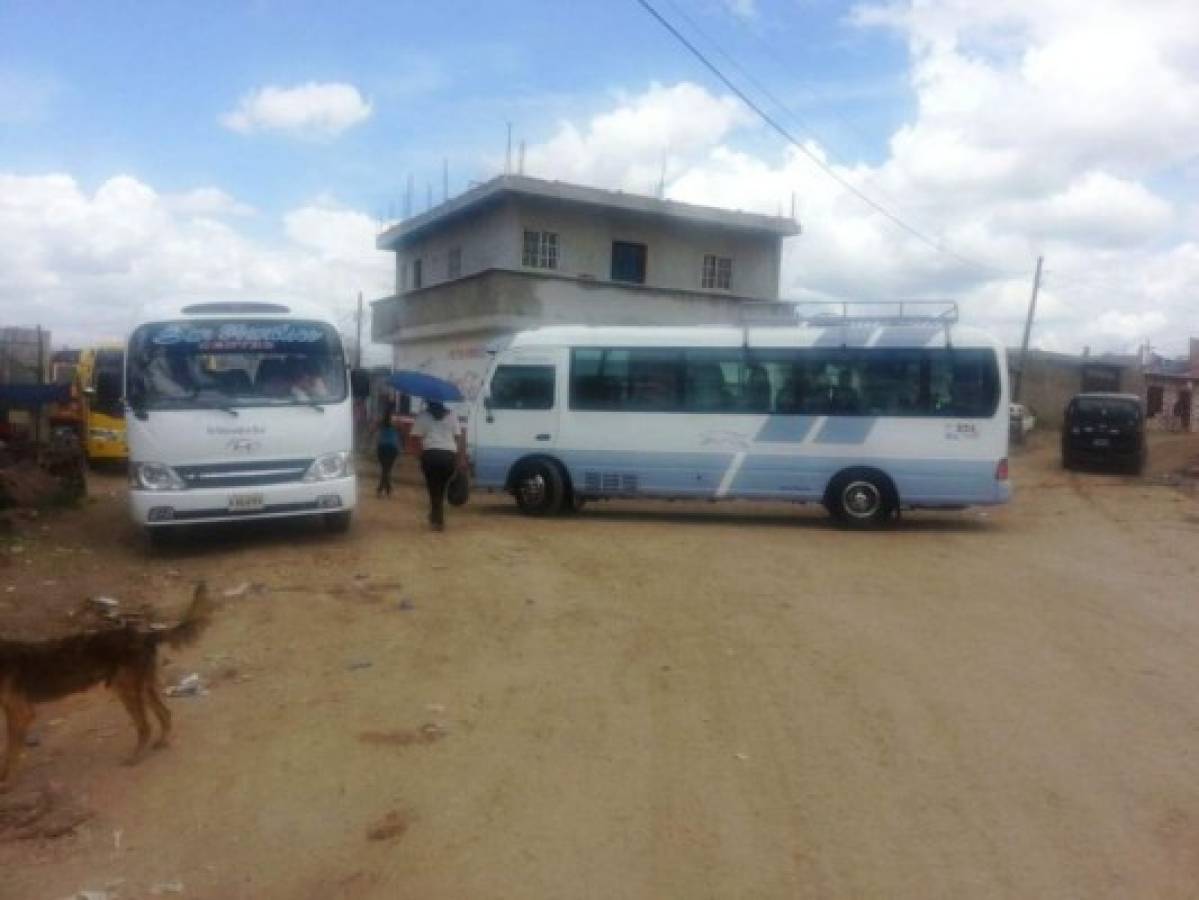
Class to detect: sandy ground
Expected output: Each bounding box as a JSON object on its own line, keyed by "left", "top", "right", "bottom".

{"left": 2, "top": 432, "right": 1198, "bottom": 900}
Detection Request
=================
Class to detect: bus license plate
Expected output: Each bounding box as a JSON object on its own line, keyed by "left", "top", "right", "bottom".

{"left": 228, "top": 493, "right": 265, "bottom": 512}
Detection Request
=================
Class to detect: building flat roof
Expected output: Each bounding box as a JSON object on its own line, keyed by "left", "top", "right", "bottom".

{"left": 377, "top": 174, "right": 800, "bottom": 250}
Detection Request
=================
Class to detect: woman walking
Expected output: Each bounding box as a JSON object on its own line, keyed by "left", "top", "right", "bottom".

{"left": 410, "top": 400, "right": 466, "bottom": 531}
{"left": 372, "top": 401, "right": 401, "bottom": 498}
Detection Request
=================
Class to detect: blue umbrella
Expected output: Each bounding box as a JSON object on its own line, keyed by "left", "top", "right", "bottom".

{"left": 387, "top": 370, "right": 464, "bottom": 403}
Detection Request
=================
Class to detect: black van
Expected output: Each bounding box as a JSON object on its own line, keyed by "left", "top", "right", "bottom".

{"left": 1061, "top": 393, "right": 1146, "bottom": 474}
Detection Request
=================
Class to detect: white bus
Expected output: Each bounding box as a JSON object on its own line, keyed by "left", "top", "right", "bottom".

{"left": 471, "top": 309, "right": 1010, "bottom": 527}
{"left": 124, "top": 301, "right": 356, "bottom": 539}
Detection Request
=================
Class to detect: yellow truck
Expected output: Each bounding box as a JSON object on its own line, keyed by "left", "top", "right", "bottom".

{"left": 77, "top": 345, "right": 128, "bottom": 461}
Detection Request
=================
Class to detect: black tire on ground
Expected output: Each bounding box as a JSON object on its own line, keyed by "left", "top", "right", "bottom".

{"left": 324, "top": 511, "right": 352, "bottom": 533}
{"left": 825, "top": 470, "right": 896, "bottom": 529}
{"left": 512, "top": 459, "right": 566, "bottom": 517}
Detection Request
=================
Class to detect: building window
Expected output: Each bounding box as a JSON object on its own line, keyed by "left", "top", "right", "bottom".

{"left": 610, "top": 241, "right": 648, "bottom": 284}
{"left": 522, "top": 230, "right": 559, "bottom": 269}
{"left": 412, "top": 258, "right": 423, "bottom": 289}
{"left": 702, "top": 254, "right": 732, "bottom": 290}
{"left": 447, "top": 247, "right": 462, "bottom": 279}
{"left": 400, "top": 261, "right": 409, "bottom": 292}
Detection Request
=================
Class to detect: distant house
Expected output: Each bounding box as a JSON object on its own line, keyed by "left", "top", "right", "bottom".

{"left": 1143, "top": 339, "right": 1197, "bottom": 432}
{"left": 371, "top": 174, "right": 799, "bottom": 399}
{"left": 1008, "top": 348, "right": 1144, "bottom": 429}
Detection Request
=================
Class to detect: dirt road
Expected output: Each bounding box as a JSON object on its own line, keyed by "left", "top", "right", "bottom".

{"left": 3, "top": 434, "right": 1198, "bottom": 899}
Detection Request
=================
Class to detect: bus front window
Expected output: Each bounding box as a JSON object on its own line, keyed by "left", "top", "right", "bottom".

{"left": 127, "top": 320, "right": 346, "bottom": 411}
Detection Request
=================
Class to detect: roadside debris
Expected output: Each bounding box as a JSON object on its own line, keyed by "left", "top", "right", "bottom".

{"left": 346, "top": 660, "right": 373, "bottom": 671}
{"left": 150, "top": 880, "right": 185, "bottom": 895}
{"left": 359, "top": 723, "right": 446, "bottom": 747}
{"left": 0, "top": 782, "right": 93, "bottom": 841}
{"left": 166, "top": 673, "right": 206, "bottom": 697}
{"left": 366, "top": 810, "right": 409, "bottom": 842}
{"left": 222, "top": 582, "right": 252, "bottom": 598}
{"left": 396, "top": 598, "right": 415, "bottom": 612}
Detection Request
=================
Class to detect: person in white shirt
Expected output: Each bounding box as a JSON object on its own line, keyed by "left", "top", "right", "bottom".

{"left": 409, "top": 400, "right": 467, "bottom": 531}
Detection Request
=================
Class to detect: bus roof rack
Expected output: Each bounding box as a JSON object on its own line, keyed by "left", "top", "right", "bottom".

{"left": 739, "top": 300, "right": 959, "bottom": 327}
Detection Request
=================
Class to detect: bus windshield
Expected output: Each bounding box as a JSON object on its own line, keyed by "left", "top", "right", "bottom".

{"left": 127, "top": 319, "right": 347, "bottom": 411}
{"left": 93, "top": 349, "right": 125, "bottom": 418}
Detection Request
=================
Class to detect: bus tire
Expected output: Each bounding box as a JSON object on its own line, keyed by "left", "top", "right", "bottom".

{"left": 513, "top": 459, "right": 565, "bottom": 517}
{"left": 324, "top": 511, "right": 352, "bottom": 533}
{"left": 826, "top": 470, "right": 896, "bottom": 529}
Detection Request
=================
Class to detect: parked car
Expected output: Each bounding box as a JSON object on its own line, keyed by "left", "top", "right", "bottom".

{"left": 1009, "top": 402, "right": 1036, "bottom": 444}
{"left": 1061, "top": 393, "right": 1146, "bottom": 474}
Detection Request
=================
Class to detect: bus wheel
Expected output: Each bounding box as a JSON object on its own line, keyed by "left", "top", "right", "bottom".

{"left": 827, "top": 471, "right": 895, "bottom": 529}
{"left": 513, "top": 460, "right": 565, "bottom": 516}
{"left": 324, "top": 511, "right": 352, "bottom": 533}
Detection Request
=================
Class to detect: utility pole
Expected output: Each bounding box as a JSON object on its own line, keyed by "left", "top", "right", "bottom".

{"left": 1013, "top": 255, "right": 1044, "bottom": 403}
{"left": 355, "top": 292, "right": 363, "bottom": 369}
{"left": 34, "top": 324, "right": 44, "bottom": 444}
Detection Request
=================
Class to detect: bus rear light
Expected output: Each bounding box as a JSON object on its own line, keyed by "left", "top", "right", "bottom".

{"left": 996, "top": 458, "right": 1009, "bottom": 481}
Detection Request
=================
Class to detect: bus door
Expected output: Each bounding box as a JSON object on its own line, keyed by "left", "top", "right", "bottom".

{"left": 476, "top": 353, "right": 561, "bottom": 459}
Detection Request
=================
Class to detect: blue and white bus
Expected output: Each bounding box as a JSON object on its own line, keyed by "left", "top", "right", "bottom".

{"left": 470, "top": 308, "right": 1010, "bottom": 527}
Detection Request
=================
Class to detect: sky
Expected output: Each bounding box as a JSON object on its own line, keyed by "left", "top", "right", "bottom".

{"left": 1, "top": 0, "right": 1197, "bottom": 358}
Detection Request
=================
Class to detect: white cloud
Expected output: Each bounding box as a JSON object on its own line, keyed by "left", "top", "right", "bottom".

{"left": 221, "top": 82, "right": 372, "bottom": 138}
{"left": 165, "top": 187, "right": 256, "bottom": 218}
{"left": 0, "top": 173, "right": 391, "bottom": 349}
{"left": 522, "top": 82, "right": 752, "bottom": 194}
{"left": 722, "top": 0, "right": 758, "bottom": 19}
{"left": 516, "top": 4, "right": 1199, "bottom": 356}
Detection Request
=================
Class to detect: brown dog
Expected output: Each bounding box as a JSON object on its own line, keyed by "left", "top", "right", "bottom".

{"left": 0, "top": 582, "right": 214, "bottom": 786}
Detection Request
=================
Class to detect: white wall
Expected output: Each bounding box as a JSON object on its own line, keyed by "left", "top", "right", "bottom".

{"left": 394, "top": 196, "right": 783, "bottom": 300}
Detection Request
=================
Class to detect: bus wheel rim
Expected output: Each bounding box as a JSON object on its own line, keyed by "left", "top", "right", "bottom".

{"left": 520, "top": 473, "right": 546, "bottom": 506}
{"left": 843, "top": 481, "right": 881, "bottom": 518}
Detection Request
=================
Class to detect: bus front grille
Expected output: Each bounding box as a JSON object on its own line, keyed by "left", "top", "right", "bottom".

{"left": 175, "top": 459, "right": 313, "bottom": 489}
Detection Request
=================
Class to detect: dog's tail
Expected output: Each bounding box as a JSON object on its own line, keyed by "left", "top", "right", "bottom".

{"left": 156, "top": 582, "right": 215, "bottom": 649}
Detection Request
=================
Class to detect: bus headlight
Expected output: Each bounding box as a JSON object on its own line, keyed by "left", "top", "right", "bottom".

{"left": 133, "top": 462, "right": 186, "bottom": 491}
{"left": 303, "top": 451, "right": 352, "bottom": 482}
{"left": 89, "top": 428, "right": 121, "bottom": 442}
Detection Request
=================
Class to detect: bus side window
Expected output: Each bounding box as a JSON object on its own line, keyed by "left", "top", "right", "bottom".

{"left": 490, "top": 365, "right": 555, "bottom": 410}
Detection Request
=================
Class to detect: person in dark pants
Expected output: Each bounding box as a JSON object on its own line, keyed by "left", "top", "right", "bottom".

{"left": 409, "top": 400, "right": 466, "bottom": 531}
{"left": 371, "top": 401, "right": 401, "bottom": 498}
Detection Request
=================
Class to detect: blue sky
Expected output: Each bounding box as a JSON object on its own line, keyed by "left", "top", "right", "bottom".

{"left": 0, "top": 0, "right": 907, "bottom": 216}
{"left": 1, "top": 0, "right": 1197, "bottom": 354}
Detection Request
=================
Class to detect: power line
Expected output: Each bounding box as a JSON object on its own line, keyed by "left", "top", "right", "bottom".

{"left": 636, "top": 0, "right": 1016, "bottom": 278}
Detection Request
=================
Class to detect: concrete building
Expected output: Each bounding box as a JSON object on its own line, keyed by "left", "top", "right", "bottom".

{"left": 1143, "top": 338, "right": 1197, "bottom": 432}
{"left": 371, "top": 175, "right": 798, "bottom": 399}
{"left": 1009, "top": 349, "right": 1145, "bottom": 429}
